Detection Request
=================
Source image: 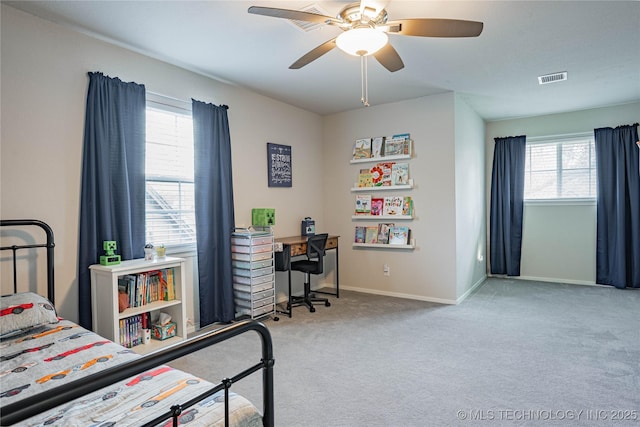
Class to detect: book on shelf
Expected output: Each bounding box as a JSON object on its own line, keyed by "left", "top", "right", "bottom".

{"left": 357, "top": 170, "right": 373, "bottom": 188}
{"left": 371, "top": 136, "right": 385, "bottom": 158}
{"left": 354, "top": 226, "right": 366, "bottom": 243}
{"left": 364, "top": 226, "right": 379, "bottom": 244}
{"left": 392, "top": 133, "right": 412, "bottom": 156}
{"left": 355, "top": 194, "right": 372, "bottom": 215}
{"left": 391, "top": 163, "right": 409, "bottom": 185}
{"left": 384, "top": 137, "right": 405, "bottom": 156}
{"left": 353, "top": 138, "right": 372, "bottom": 159}
{"left": 369, "top": 164, "right": 384, "bottom": 186}
{"left": 388, "top": 226, "right": 410, "bottom": 245}
{"left": 383, "top": 196, "right": 404, "bottom": 216}
{"left": 377, "top": 223, "right": 395, "bottom": 244}
{"left": 162, "top": 268, "right": 176, "bottom": 301}
{"left": 119, "top": 312, "right": 150, "bottom": 348}
{"left": 370, "top": 197, "right": 384, "bottom": 216}
{"left": 119, "top": 268, "right": 176, "bottom": 309}
{"left": 378, "top": 162, "right": 395, "bottom": 186}
{"left": 402, "top": 196, "right": 414, "bottom": 216}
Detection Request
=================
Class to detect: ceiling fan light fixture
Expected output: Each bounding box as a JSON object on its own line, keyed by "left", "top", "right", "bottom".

{"left": 336, "top": 27, "right": 388, "bottom": 56}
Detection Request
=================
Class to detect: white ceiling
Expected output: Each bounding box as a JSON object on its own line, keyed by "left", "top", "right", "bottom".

{"left": 5, "top": 0, "right": 640, "bottom": 120}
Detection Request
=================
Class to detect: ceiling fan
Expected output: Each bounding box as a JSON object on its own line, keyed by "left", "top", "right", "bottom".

{"left": 247, "top": 1, "right": 484, "bottom": 72}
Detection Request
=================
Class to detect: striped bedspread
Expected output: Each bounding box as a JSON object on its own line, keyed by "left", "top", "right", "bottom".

{"left": 1, "top": 319, "right": 262, "bottom": 426}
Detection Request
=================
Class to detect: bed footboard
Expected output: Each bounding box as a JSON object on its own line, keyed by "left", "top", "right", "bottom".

{"left": 0, "top": 319, "right": 275, "bottom": 426}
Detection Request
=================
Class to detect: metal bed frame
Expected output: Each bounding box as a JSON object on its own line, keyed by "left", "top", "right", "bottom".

{"left": 0, "top": 219, "right": 55, "bottom": 303}
{"left": 0, "top": 219, "right": 275, "bottom": 427}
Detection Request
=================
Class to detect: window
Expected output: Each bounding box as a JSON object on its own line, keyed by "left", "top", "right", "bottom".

{"left": 145, "top": 97, "right": 196, "bottom": 247}
{"left": 524, "top": 134, "right": 596, "bottom": 200}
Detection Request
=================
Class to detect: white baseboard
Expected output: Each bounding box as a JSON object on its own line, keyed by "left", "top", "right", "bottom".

{"left": 337, "top": 284, "right": 458, "bottom": 305}
{"left": 494, "top": 274, "right": 598, "bottom": 287}
{"left": 455, "top": 275, "right": 487, "bottom": 304}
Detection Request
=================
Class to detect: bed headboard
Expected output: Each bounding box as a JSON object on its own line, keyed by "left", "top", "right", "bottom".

{"left": 0, "top": 219, "right": 55, "bottom": 304}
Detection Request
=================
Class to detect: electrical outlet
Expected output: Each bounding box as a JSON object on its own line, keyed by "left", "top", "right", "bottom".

{"left": 383, "top": 264, "right": 390, "bottom": 276}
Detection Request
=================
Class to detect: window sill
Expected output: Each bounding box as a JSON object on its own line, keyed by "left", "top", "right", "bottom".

{"left": 165, "top": 243, "right": 197, "bottom": 257}
{"left": 524, "top": 198, "right": 596, "bottom": 206}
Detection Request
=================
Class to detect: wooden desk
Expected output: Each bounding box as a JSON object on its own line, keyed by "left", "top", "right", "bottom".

{"left": 274, "top": 235, "right": 340, "bottom": 317}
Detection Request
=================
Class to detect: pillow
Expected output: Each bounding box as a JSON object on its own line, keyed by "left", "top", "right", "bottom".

{"left": 0, "top": 292, "right": 59, "bottom": 337}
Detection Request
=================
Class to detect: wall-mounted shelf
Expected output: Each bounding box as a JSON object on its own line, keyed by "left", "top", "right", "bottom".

{"left": 353, "top": 241, "right": 415, "bottom": 250}
{"left": 352, "top": 215, "right": 413, "bottom": 220}
{"left": 350, "top": 154, "right": 411, "bottom": 164}
{"left": 351, "top": 183, "right": 413, "bottom": 192}
{"left": 350, "top": 135, "right": 415, "bottom": 250}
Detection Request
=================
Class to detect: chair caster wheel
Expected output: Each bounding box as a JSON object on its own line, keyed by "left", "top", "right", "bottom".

{"left": 310, "top": 307, "right": 316, "bottom": 313}
{"left": 325, "top": 301, "right": 331, "bottom": 307}
{"left": 273, "top": 316, "right": 279, "bottom": 321}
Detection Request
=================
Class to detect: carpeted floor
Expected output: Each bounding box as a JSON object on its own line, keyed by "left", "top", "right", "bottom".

{"left": 169, "top": 278, "right": 640, "bottom": 426}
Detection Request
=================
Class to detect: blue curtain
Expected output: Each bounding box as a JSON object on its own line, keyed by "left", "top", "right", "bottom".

{"left": 192, "top": 100, "right": 236, "bottom": 326}
{"left": 490, "top": 135, "right": 526, "bottom": 276}
{"left": 77, "top": 72, "right": 146, "bottom": 328}
{"left": 595, "top": 124, "right": 640, "bottom": 289}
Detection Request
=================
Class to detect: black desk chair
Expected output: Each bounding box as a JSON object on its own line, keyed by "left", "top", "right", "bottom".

{"left": 289, "top": 233, "right": 331, "bottom": 313}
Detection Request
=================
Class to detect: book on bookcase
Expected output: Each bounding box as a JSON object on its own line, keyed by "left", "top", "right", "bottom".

{"left": 364, "top": 226, "right": 379, "bottom": 244}
{"left": 354, "top": 226, "right": 366, "bottom": 243}
{"left": 370, "top": 197, "right": 384, "bottom": 216}
{"left": 388, "top": 226, "right": 410, "bottom": 245}
{"left": 377, "top": 223, "right": 395, "bottom": 244}
{"left": 353, "top": 138, "right": 372, "bottom": 159}
{"left": 118, "top": 268, "right": 176, "bottom": 309}
{"left": 161, "top": 268, "right": 176, "bottom": 301}
{"left": 119, "top": 312, "right": 151, "bottom": 348}
{"left": 355, "top": 194, "right": 372, "bottom": 215}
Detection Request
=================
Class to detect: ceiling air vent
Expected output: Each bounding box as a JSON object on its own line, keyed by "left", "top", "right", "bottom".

{"left": 287, "top": 4, "right": 331, "bottom": 32}
{"left": 538, "top": 72, "right": 568, "bottom": 85}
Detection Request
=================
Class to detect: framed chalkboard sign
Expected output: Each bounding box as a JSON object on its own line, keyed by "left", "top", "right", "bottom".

{"left": 267, "top": 143, "right": 292, "bottom": 187}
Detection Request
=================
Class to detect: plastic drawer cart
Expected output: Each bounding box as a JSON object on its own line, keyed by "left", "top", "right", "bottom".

{"left": 232, "top": 227, "right": 278, "bottom": 321}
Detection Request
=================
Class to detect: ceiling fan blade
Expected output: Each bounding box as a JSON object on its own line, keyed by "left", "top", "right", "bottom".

{"left": 374, "top": 43, "right": 404, "bottom": 72}
{"left": 385, "top": 18, "right": 483, "bottom": 38}
{"left": 248, "top": 6, "right": 342, "bottom": 25}
{"left": 290, "top": 38, "right": 337, "bottom": 69}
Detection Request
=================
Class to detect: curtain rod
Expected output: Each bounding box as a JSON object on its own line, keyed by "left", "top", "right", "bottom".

{"left": 147, "top": 91, "right": 229, "bottom": 110}
{"left": 526, "top": 131, "right": 593, "bottom": 143}
{"left": 147, "top": 91, "right": 190, "bottom": 105}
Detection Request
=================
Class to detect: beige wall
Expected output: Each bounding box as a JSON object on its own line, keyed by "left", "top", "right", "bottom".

{"left": 454, "top": 95, "right": 487, "bottom": 299}
{"left": 324, "top": 94, "right": 467, "bottom": 303}
{"left": 1, "top": 5, "right": 324, "bottom": 322}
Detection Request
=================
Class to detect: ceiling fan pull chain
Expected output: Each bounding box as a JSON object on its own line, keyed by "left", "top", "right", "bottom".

{"left": 361, "top": 55, "right": 370, "bottom": 107}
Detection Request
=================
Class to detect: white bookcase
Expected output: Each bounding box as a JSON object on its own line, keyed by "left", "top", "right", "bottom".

{"left": 89, "top": 256, "right": 187, "bottom": 355}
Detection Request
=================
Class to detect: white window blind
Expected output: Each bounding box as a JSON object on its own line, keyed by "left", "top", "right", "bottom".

{"left": 524, "top": 134, "right": 596, "bottom": 200}
{"left": 145, "top": 99, "right": 196, "bottom": 247}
